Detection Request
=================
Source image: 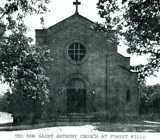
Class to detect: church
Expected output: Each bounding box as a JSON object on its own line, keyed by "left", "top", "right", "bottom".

{"left": 35, "top": 1, "right": 139, "bottom": 121}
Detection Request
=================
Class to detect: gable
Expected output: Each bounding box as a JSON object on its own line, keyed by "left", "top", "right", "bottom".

{"left": 48, "top": 14, "right": 95, "bottom": 34}
{"left": 36, "top": 14, "right": 117, "bottom": 53}
{"left": 35, "top": 14, "right": 94, "bottom": 45}
{"left": 35, "top": 14, "right": 132, "bottom": 66}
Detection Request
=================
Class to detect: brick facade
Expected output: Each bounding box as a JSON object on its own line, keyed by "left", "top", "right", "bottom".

{"left": 35, "top": 14, "right": 139, "bottom": 120}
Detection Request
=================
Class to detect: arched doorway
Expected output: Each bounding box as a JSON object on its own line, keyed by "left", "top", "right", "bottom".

{"left": 67, "top": 78, "right": 86, "bottom": 113}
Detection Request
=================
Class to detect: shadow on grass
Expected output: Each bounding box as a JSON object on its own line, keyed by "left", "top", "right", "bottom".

{"left": 0, "top": 121, "right": 94, "bottom": 131}
{"left": 94, "top": 122, "right": 160, "bottom": 132}
{"left": 1, "top": 121, "right": 160, "bottom": 132}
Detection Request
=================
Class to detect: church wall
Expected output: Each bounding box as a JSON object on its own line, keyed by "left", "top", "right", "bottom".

{"left": 35, "top": 15, "right": 139, "bottom": 120}
{"left": 41, "top": 20, "right": 114, "bottom": 114}
{"left": 106, "top": 54, "right": 139, "bottom": 118}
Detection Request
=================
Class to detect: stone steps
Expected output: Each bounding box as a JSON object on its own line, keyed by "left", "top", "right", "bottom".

{"left": 53, "top": 113, "right": 96, "bottom": 122}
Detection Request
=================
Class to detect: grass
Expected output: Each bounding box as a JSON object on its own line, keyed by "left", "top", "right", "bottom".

{"left": 94, "top": 122, "right": 160, "bottom": 132}
{"left": 0, "top": 120, "right": 160, "bottom": 132}
{"left": 1, "top": 112, "right": 160, "bottom": 132}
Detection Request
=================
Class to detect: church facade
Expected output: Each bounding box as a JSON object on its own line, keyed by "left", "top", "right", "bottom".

{"left": 35, "top": 10, "right": 139, "bottom": 120}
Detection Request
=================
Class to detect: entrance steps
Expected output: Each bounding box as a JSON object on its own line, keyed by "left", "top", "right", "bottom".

{"left": 53, "top": 113, "right": 96, "bottom": 122}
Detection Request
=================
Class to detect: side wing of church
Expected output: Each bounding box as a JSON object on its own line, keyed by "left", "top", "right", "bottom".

{"left": 35, "top": 13, "right": 139, "bottom": 120}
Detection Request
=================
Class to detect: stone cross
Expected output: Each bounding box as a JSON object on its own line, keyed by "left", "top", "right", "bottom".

{"left": 73, "top": 0, "right": 81, "bottom": 14}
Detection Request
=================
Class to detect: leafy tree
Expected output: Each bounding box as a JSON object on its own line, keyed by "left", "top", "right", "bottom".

{"left": 97, "top": 0, "right": 160, "bottom": 82}
{"left": 0, "top": 0, "right": 51, "bottom": 124}
{"left": 139, "top": 84, "right": 160, "bottom": 114}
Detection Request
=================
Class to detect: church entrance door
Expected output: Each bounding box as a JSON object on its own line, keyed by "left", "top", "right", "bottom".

{"left": 67, "top": 78, "right": 86, "bottom": 113}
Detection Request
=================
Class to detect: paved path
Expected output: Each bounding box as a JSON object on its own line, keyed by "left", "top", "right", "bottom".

{"left": 0, "top": 124, "right": 160, "bottom": 140}
{"left": 0, "top": 121, "right": 160, "bottom": 132}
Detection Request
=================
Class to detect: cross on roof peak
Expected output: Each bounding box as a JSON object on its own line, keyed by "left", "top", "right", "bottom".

{"left": 73, "top": 0, "right": 81, "bottom": 14}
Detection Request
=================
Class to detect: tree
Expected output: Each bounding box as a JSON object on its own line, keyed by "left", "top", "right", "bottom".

{"left": 0, "top": 0, "right": 51, "bottom": 124}
{"left": 97, "top": 0, "right": 160, "bottom": 82}
{"left": 139, "top": 84, "right": 160, "bottom": 114}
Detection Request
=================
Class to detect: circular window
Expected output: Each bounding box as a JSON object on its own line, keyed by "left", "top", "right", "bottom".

{"left": 68, "top": 42, "right": 86, "bottom": 62}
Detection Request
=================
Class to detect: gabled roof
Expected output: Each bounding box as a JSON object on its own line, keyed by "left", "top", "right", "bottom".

{"left": 47, "top": 13, "right": 95, "bottom": 30}
{"left": 35, "top": 13, "right": 97, "bottom": 39}
{"left": 39, "top": 13, "right": 97, "bottom": 36}
{"left": 35, "top": 13, "right": 116, "bottom": 40}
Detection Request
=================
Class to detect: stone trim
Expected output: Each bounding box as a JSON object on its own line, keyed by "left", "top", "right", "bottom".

{"left": 64, "top": 73, "right": 90, "bottom": 90}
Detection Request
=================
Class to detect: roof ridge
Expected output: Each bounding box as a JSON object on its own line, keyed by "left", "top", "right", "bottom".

{"left": 47, "top": 13, "right": 95, "bottom": 30}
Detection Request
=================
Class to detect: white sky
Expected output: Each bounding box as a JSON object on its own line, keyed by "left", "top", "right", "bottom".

{"left": 0, "top": 0, "right": 159, "bottom": 93}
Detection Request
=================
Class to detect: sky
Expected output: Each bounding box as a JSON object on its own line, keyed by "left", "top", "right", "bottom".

{"left": 0, "top": 0, "right": 160, "bottom": 93}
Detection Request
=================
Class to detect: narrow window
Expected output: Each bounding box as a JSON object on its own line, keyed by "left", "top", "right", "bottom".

{"left": 126, "top": 89, "right": 131, "bottom": 102}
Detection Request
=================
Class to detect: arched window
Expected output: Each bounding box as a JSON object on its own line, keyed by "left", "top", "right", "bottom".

{"left": 68, "top": 42, "right": 86, "bottom": 62}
